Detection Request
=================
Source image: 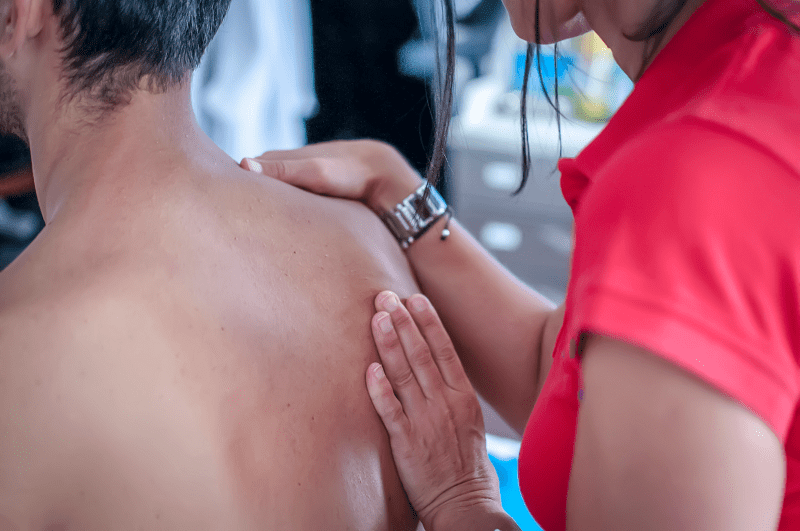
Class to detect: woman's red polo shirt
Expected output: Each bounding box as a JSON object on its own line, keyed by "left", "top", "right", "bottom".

{"left": 517, "top": 0, "right": 800, "bottom": 529}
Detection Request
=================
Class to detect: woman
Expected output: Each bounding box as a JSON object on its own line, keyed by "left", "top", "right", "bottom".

{"left": 244, "top": 0, "right": 800, "bottom": 529}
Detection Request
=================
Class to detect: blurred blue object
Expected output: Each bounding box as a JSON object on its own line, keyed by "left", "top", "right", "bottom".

{"left": 512, "top": 51, "right": 574, "bottom": 92}
{"left": 400, "top": 0, "right": 505, "bottom": 80}
{"left": 0, "top": 200, "right": 41, "bottom": 241}
{"left": 486, "top": 434, "right": 544, "bottom": 531}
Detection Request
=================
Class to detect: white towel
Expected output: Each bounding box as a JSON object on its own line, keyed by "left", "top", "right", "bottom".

{"left": 486, "top": 433, "right": 522, "bottom": 461}
{"left": 191, "top": 0, "right": 316, "bottom": 162}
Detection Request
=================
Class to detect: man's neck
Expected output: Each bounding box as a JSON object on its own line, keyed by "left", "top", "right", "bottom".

{"left": 27, "top": 87, "right": 233, "bottom": 224}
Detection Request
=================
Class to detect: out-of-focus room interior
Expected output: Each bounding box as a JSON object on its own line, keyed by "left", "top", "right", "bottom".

{"left": 0, "top": 1, "right": 633, "bottom": 528}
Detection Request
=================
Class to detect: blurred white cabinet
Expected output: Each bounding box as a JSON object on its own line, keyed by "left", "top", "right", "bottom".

{"left": 449, "top": 78, "right": 604, "bottom": 439}
{"left": 449, "top": 77, "right": 603, "bottom": 305}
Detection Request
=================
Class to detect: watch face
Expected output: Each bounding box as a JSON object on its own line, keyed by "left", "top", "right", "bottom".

{"left": 383, "top": 185, "right": 447, "bottom": 247}
{"left": 410, "top": 195, "right": 435, "bottom": 222}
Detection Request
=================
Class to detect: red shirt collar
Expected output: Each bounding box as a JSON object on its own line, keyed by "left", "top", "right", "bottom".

{"left": 559, "top": 0, "right": 778, "bottom": 211}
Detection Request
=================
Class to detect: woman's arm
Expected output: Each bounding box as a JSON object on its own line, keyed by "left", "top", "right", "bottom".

{"left": 244, "top": 140, "right": 562, "bottom": 433}
{"left": 569, "top": 334, "right": 785, "bottom": 530}
{"left": 404, "top": 215, "right": 563, "bottom": 434}
{"left": 364, "top": 290, "right": 786, "bottom": 531}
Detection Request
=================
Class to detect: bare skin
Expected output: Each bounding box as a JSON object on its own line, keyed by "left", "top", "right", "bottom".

{"left": 0, "top": 1, "right": 419, "bottom": 529}
{"left": 0, "top": 160, "right": 421, "bottom": 530}
{"left": 0, "top": 141, "right": 424, "bottom": 529}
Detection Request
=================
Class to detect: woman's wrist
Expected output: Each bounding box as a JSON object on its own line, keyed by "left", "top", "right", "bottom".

{"left": 360, "top": 140, "right": 424, "bottom": 213}
{"left": 427, "top": 501, "right": 521, "bottom": 531}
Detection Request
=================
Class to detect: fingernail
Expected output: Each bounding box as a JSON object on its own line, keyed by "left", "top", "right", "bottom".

{"left": 382, "top": 293, "right": 399, "bottom": 312}
{"left": 377, "top": 314, "right": 393, "bottom": 334}
{"left": 245, "top": 158, "right": 262, "bottom": 173}
{"left": 374, "top": 364, "right": 386, "bottom": 379}
{"left": 409, "top": 296, "right": 427, "bottom": 313}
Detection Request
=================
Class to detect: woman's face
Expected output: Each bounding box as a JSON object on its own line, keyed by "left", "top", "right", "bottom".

{"left": 501, "top": 0, "right": 659, "bottom": 45}
{"left": 501, "top": 0, "right": 585, "bottom": 42}
{"left": 501, "top": 0, "right": 706, "bottom": 80}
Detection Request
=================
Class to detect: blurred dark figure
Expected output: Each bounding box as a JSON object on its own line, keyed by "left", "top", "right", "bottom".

{"left": 307, "top": 0, "right": 434, "bottom": 174}
{"left": 0, "top": 135, "right": 43, "bottom": 271}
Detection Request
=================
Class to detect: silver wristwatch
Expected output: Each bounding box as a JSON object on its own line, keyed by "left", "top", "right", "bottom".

{"left": 381, "top": 183, "right": 452, "bottom": 249}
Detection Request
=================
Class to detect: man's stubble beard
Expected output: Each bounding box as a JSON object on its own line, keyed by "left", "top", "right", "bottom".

{"left": 0, "top": 61, "right": 28, "bottom": 144}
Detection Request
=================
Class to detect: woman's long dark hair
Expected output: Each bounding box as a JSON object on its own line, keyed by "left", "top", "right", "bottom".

{"left": 426, "top": 0, "right": 799, "bottom": 194}
{"left": 423, "top": 0, "right": 456, "bottom": 187}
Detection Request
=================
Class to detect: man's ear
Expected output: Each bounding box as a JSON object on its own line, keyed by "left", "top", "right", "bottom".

{"left": 0, "top": 0, "right": 42, "bottom": 59}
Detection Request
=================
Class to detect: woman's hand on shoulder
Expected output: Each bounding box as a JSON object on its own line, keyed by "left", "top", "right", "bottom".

{"left": 241, "top": 140, "right": 423, "bottom": 213}
{"left": 365, "top": 290, "right": 519, "bottom": 531}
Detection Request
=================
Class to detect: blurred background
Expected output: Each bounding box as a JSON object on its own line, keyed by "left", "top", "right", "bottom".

{"left": 0, "top": 1, "right": 632, "bottom": 528}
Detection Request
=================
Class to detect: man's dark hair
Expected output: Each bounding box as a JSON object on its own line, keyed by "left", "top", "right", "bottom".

{"left": 52, "top": 0, "right": 232, "bottom": 108}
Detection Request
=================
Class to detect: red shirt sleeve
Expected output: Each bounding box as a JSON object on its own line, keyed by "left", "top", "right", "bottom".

{"left": 567, "top": 118, "right": 800, "bottom": 440}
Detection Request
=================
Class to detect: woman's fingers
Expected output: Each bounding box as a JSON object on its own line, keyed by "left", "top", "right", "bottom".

{"left": 241, "top": 151, "right": 368, "bottom": 201}
{"left": 371, "top": 310, "right": 427, "bottom": 409}
{"left": 245, "top": 140, "right": 349, "bottom": 162}
{"left": 374, "top": 291, "right": 445, "bottom": 400}
{"left": 241, "top": 139, "right": 424, "bottom": 212}
{"left": 366, "top": 293, "right": 502, "bottom": 529}
{"left": 365, "top": 362, "right": 411, "bottom": 441}
{"left": 242, "top": 157, "right": 324, "bottom": 188}
{"left": 405, "top": 294, "right": 472, "bottom": 393}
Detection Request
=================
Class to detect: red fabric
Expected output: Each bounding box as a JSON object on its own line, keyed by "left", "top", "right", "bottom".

{"left": 517, "top": 1, "right": 800, "bottom": 529}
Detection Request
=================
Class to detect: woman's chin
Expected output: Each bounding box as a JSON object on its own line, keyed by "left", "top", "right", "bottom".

{"left": 508, "top": 10, "right": 591, "bottom": 45}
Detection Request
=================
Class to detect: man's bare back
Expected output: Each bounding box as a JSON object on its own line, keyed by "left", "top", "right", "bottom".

{"left": 0, "top": 163, "right": 419, "bottom": 530}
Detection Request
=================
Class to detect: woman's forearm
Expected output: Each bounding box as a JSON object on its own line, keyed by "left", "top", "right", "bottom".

{"left": 406, "top": 214, "right": 559, "bottom": 434}
{"left": 363, "top": 145, "right": 562, "bottom": 433}
{"left": 428, "top": 503, "right": 523, "bottom": 531}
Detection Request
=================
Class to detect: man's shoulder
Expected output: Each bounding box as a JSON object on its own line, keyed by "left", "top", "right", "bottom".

{"left": 224, "top": 169, "right": 410, "bottom": 263}
{"left": 319, "top": 196, "right": 408, "bottom": 258}
{"left": 0, "top": 262, "right": 141, "bottom": 362}
{"left": 318, "top": 196, "right": 418, "bottom": 289}
{"left": 0, "top": 289, "right": 78, "bottom": 359}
